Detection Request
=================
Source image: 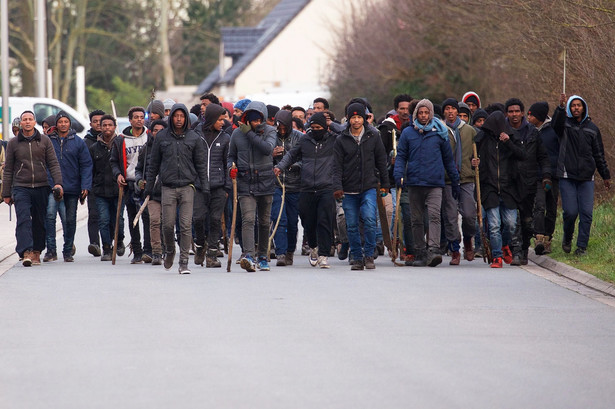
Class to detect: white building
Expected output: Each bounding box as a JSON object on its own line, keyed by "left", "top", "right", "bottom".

{"left": 195, "top": 0, "right": 361, "bottom": 108}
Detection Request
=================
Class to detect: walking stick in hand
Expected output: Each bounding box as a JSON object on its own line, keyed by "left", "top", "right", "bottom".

{"left": 267, "top": 174, "right": 285, "bottom": 262}
{"left": 227, "top": 163, "right": 238, "bottom": 272}
{"left": 473, "top": 143, "right": 492, "bottom": 264}
{"left": 112, "top": 186, "right": 124, "bottom": 265}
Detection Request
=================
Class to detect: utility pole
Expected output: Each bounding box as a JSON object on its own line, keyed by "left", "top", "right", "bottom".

{"left": 35, "top": 0, "right": 47, "bottom": 97}
{"left": 1, "top": 0, "right": 9, "bottom": 139}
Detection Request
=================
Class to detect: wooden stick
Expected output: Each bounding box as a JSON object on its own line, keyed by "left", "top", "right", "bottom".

{"left": 227, "top": 164, "right": 238, "bottom": 272}
{"left": 267, "top": 174, "right": 285, "bottom": 262}
{"left": 132, "top": 195, "right": 150, "bottom": 228}
{"left": 112, "top": 186, "right": 124, "bottom": 265}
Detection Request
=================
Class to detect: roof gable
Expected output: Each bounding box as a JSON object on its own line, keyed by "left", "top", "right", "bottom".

{"left": 196, "top": 0, "right": 311, "bottom": 95}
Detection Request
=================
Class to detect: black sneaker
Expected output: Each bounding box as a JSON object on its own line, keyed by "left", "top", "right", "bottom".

{"left": 164, "top": 251, "right": 175, "bottom": 270}
{"left": 574, "top": 247, "right": 587, "bottom": 256}
{"left": 350, "top": 259, "right": 364, "bottom": 271}
{"left": 152, "top": 254, "right": 163, "bottom": 265}
{"left": 131, "top": 253, "right": 144, "bottom": 264}
{"left": 337, "top": 242, "right": 349, "bottom": 260}
{"left": 116, "top": 241, "right": 126, "bottom": 257}
{"left": 88, "top": 243, "right": 101, "bottom": 257}
{"left": 562, "top": 240, "right": 572, "bottom": 253}
{"left": 43, "top": 251, "right": 57, "bottom": 262}
{"left": 427, "top": 252, "right": 442, "bottom": 267}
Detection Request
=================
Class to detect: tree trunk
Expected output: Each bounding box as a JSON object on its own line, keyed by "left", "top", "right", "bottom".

{"left": 160, "top": 0, "right": 174, "bottom": 90}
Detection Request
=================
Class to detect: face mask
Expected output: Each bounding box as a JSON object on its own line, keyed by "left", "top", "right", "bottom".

{"left": 312, "top": 129, "right": 326, "bottom": 141}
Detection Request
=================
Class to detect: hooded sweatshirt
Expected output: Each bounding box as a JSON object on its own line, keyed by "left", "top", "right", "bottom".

{"left": 227, "top": 101, "right": 277, "bottom": 196}
{"left": 110, "top": 121, "right": 148, "bottom": 183}
{"left": 146, "top": 103, "right": 209, "bottom": 192}
{"left": 551, "top": 95, "right": 610, "bottom": 181}
{"left": 273, "top": 110, "right": 303, "bottom": 192}
{"left": 200, "top": 103, "right": 230, "bottom": 190}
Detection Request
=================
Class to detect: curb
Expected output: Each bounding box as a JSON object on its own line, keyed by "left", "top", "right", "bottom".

{"left": 528, "top": 251, "right": 615, "bottom": 297}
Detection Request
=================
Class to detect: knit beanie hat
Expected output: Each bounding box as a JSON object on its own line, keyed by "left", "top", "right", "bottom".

{"left": 412, "top": 99, "right": 434, "bottom": 122}
{"left": 458, "top": 102, "right": 471, "bottom": 117}
{"left": 441, "top": 98, "right": 459, "bottom": 112}
{"left": 346, "top": 102, "right": 367, "bottom": 121}
{"left": 267, "top": 105, "right": 280, "bottom": 121}
{"left": 245, "top": 110, "right": 263, "bottom": 123}
{"left": 309, "top": 112, "right": 327, "bottom": 129}
{"left": 11, "top": 117, "right": 21, "bottom": 128}
{"left": 528, "top": 102, "right": 549, "bottom": 123}
{"left": 42, "top": 115, "right": 56, "bottom": 127}
{"left": 55, "top": 110, "right": 71, "bottom": 125}
{"left": 462, "top": 91, "right": 481, "bottom": 108}
{"left": 149, "top": 100, "right": 166, "bottom": 118}
{"left": 234, "top": 99, "right": 251, "bottom": 113}
{"left": 163, "top": 98, "right": 175, "bottom": 111}
{"left": 471, "top": 109, "right": 488, "bottom": 126}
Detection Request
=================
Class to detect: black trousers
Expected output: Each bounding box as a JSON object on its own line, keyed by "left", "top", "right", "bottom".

{"left": 299, "top": 190, "right": 336, "bottom": 257}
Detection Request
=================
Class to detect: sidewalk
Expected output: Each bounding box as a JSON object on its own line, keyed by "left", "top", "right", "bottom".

{"left": 0, "top": 200, "right": 89, "bottom": 264}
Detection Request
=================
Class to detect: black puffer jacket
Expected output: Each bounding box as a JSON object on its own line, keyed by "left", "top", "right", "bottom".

{"left": 552, "top": 100, "right": 610, "bottom": 182}
{"left": 273, "top": 110, "right": 303, "bottom": 193}
{"left": 89, "top": 138, "right": 119, "bottom": 198}
{"left": 332, "top": 124, "right": 389, "bottom": 193}
{"left": 475, "top": 111, "right": 527, "bottom": 209}
{"left": 199, "top": 104, "right": 231, "bottom": 190}
{"left": 276, "top": 128, "right": 335, "bottom": 193}
{"left": 146, "top": 104, "right": 209, "bottom": 193}
{"left": 509, "top": 118, "right": 551, "bottom": 195}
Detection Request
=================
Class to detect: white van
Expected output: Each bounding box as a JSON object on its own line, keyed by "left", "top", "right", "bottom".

{"left": 0, "top": 97, "right": 89, "bottom": 139}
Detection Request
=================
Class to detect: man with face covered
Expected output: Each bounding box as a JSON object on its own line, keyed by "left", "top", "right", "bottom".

{"left": 275, "top": 112, "right": 336, "bottom": 268}
{"left": 270, "top": 109, "right": 303, "bottom": 266}
{"left": 192, "top": 103, "right": 230, "bottom": 268}
{"left": 552, "top": 94, "right": 610, "bottom": 255}
{"left": 228, "top": 101, "right": 277, "bottom": 272}
{"left": 146, "top": 104, "right": 209, "bottom": 274}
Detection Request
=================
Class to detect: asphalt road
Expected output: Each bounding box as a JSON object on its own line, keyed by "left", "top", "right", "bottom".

{"left": 1, "top": 222, "right": 615, "bottom": 409}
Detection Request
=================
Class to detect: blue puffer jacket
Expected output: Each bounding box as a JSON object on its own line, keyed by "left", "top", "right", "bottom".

{"left": 394, "top": 124, "right": 459, "bottom": 188}
{"left": 47, "top": 130, "right": 93, "bottom": 195}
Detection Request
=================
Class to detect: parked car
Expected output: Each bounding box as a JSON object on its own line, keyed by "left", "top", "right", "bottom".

{"left": 0, "top": 97, "right": 89, "bottom": 139}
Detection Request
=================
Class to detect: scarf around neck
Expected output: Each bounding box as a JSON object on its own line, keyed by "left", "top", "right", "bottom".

{"left": 414, "top": 118, "right": 449, "bottom": 141}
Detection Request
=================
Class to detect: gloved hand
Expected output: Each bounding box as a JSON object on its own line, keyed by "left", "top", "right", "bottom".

{"left": 395, "top": 178, "right": 403, "bottom": 189}
{"left": 542, "top": 178, "right": 552, "bottom": 191}
{"left": 451, "top": 184, "right": 461, "bottom": 200}
{"left": 334, "top": 190, "right": 344, "bottom": 200}
{"left": 239, "top": 122, "right": 251, "bottom": 135}
{"left": 229, "top": 168, "right": 238, "bottom": 179}
{"left": 379, "top": 188, "right": 388, "bottom": 197}
{"left": 137, "top": 179, "right": 146, "bottom": 190}
{"left": 255, "top": 124, "right": 266, "bottom": 134}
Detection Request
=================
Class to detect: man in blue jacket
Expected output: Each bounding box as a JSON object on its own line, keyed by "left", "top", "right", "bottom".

{"left": 394, "top": 99, "right": 460, "bottom": 267}
{"left": 45, "top": 111, "right": 93, "bottom": 262}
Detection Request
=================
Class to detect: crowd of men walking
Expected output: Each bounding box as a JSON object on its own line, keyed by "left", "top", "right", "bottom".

{"left": 0, "top": 91, "right": 610, "bottom": 273}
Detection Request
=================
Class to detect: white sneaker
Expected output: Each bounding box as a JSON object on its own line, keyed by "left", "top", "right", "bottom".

{"left": 309, "top": 247, "right": 318, "bottom": 266}
{"left": 317, "top": 255, "right": 330, "bottom": 269}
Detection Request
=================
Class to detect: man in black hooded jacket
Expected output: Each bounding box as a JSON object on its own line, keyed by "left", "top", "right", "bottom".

{"left": 192, "top": 103, "right": 230, "bottom": 268}
{"left": 475, "top": 111, "right": 526, "bottom": 268}
{"left": 146, "top": 103, "right": 209, "bottom": 274}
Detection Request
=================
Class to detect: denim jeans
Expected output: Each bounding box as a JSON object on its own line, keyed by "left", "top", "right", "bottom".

{"left": 342, "top": 188, "right": 377, "bottom": 260}
{"left": 559, "top": 178, "right": 594, "bottom": 248}
{"left": 485, "top": 200, "right": 517, "bottom": 258}
{"left": 96, "top": 195, "right": 125, "bottom": 247}
{"left": 13, "top": 186, "right": 49, "bottom": 256}
{"left": 270, "top": 189, "right": 300, "bottom": 255}
{"left": 46, "top": 192, "right": 67, "bottom": 254}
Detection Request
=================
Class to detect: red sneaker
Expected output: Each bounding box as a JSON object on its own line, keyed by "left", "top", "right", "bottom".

{"left": 502, "top": 246, "right": 513, "bottom": 264}
{"left": 490, "top": 257, "right": 503, "bottom": 268}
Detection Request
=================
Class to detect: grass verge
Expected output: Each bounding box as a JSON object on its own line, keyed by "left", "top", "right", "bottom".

{"left": 547, "top": 196, "right": 615, "bottom": 284}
